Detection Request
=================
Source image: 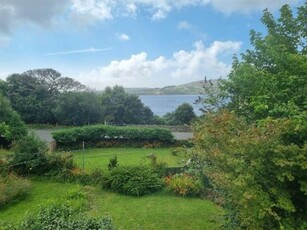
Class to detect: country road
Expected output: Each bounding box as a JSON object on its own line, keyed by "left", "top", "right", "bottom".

{"left": 32, "top": 129, "right": 193, "bottom": 143}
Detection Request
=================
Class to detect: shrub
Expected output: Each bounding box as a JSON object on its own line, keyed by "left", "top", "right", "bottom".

{"left": 52, "top": 168, "right": 105, "bottom": 185}
{"left": 165, "top": 173, "right": 202, "bottom": 197}
{"left": 0, "top": 174, "right": 31, "bottom": 208}
{"left": 108, "top": 155, "right": 118, "bottom": 171}
{"left": 193, "top": 110, "right": 307, "bottom": 229}
{"left": 8, "top": 134, "right": 75, "bottom": 176}
{"left": 0, "top": 204, "right": 116, "bottom": 230}
{"left": 103, "top": 165, "right": 163, "bottom": 196}
{"left": 52, "top": 125, "right": 175, "bottom": 149}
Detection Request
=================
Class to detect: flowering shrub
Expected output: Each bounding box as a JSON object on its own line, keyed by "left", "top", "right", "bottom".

{"left": 165, "top": 173, "right": 202, "bottom": 197}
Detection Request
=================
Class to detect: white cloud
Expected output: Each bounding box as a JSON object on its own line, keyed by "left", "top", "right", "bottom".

{"left": 0, "top": 0, "right": 301, "bottom": 33}
{"left": 78, "top": 40, "right": 242, "bottom": 89}
{"left": 46, "top": 47, "right": 112, "bottom": 56}
{"left": 117, "top": 33, "right": 130, "bottom": 41}
{"left": 69, "top": 0, "right": 301, "bottom": 24}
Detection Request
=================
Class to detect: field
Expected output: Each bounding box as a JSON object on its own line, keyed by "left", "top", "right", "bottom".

{"left": 0, "top": 147, "right": 224, "bottom": 229}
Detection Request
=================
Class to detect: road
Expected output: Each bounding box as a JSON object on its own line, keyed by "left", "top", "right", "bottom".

{"left": 32, "top": 129, "right": 193, "bottom": 143}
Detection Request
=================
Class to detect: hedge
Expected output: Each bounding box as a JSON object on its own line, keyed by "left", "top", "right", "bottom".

{"left": 52, "top": 125, "right": 175, "bottom": 149}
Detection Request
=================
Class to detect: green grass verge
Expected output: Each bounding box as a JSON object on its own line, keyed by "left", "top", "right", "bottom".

{"left": 71, "top": 147, "right": 185, "bottom": 172}
{"left": 0, "top": 180, "right": 224, "bottom": 230}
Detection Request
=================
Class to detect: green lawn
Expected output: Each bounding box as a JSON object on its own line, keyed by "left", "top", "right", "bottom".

{"left": 71, "top": 147, "right": 186, "bottom": 172}
{"left": 0, "top": 180, "right": 224, "bottom": 230}
{"left": 1, "top": 148, "right": 224, "bottom": 229}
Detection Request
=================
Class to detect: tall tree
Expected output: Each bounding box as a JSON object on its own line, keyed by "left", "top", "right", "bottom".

{"left": 100, "top": 85, "right": 154, "bottom": 124}
{"left": 6, "top": 68, "right": 87, "bottom": 124}
{"left": 53, "top": 91, "right": 102, "bottom": 126}
{"left": 164, "top": 103, "right": 196, "bottom": 125}
{"left": 0, "top": 95, "right": 27, "bottom": 147}
{"left": 193, "top": 4, "right": 307, "bottom": 229}
{"left": 223, "top": 4, "right": 307, "bottom": 121}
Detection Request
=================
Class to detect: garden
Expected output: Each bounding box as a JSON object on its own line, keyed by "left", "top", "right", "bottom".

{"left": 0, "top": 139, "right": 224, "bottom": 230}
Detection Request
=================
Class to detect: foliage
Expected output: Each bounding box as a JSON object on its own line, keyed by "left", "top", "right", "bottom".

{"left": 52, "top": 125, "right": 174, "bottom": 149}
{"left": 0, "top": 79, "right": 7, "bottom": 97}
{"left": 163, "top": 103, "right": 196, "bottom": 125}
{"left": 108, "top": 155, "right": 118, "bottom": 171}
{"left": 6, "top": 68, "right": 87, "bottom": 124}
{"left": 221, "top": 4, "right": 307, "bottom": 121}
{"left": 0, "top": 95, "right": 27, "bottom": 147}
{"left": 193, "top": 110, "right": 307, "bottom": 229}
{"left": 0, "top": 180, "right": 224, "bottom": 230}
{"left": 8, "top": 134, "right": 74, "bottom": 176}
{"left": 102, "top": 165, "right": 163, "bottom": 196}
{"left": 100, "top": 85, "right": 155, "bottom": 124}
{"left": 195, "top": 79, "right": 229, "bottom": 114}
{"left": 53, "top": 91, "right": 102, "bottom": 126}
{"left": 0, "top": 204, "right": 116, "bottom": 230}
{"left": 0, "top": 174, "right": 31, "bottom": 208}
{"left": 165, "top": 173, "right": 202, "bottom": 197}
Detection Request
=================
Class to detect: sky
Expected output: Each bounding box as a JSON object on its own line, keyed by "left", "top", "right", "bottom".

{"left": 0, "top": 0, "right": 304, "bottom": 89}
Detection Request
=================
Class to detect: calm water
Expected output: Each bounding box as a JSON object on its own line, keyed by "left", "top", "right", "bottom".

{"left": 139, "top": 95, "right": 203, "bottom": 116}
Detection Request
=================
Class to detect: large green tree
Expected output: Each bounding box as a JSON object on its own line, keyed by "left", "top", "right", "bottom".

{"left": 223, "top": 4, "right": 306, "bottom": 121}
{"left": 53, "top": 91, "right": 102, "bottom": 126}
{"left": 164, "top": 103, "right": 196, "bottom": 125}
{"left": 100, "top": 86, "right": 154, "bottom": 124}
{"left": 6, "top": 68, "right": 86, "bottom": 124}
{"left": 193, "top": 4, "right": 307, "bottom": 229}
{"left": 0, "top": 95, "right": 27, "bottom": 147}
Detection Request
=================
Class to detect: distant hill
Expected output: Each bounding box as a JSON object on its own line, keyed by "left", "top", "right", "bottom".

{"left": 125, "top": 80, "right": 219, "bottom": 95}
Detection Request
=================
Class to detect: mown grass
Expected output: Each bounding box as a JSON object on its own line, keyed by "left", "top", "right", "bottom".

{"left": 0, "top": 180, "right": 224, "bottom": 230}
{"left": 71, "top": 147, "right": 186, "bottom": 172}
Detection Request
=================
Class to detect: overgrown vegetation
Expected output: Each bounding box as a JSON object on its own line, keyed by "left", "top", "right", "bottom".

{"left": 193, "top": 4, "right": 307, "bottom": 229}
{"left": 0, "top": 204, "right": 116, "bottom": 230}
{"left": 0, "top": 174, "right": 31, "bottom": 208}
{"left": 0, "top": 95, "right": 27, "bottom": 148}
{"left": 7, "top": 134, "right": 74, "bottom": 176}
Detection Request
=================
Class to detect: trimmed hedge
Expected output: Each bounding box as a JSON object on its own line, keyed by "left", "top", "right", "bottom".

{"left": 52, "top": 125, "right": 175, "bottom": 149}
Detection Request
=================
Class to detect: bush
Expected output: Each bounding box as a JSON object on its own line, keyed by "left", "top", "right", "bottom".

{"left": 52, "top": 168, "right": 105, "bottom": 185}
{"left": 0, "top": 204, "right": 116, "bottom": 230}
{"left": 193, "top": 110, "right": 307, "bottom": 229}
{"left": 165, "top": 173, "right": 202, "bottom": 197}
{"left": 102, "top": 165, "right": 163, "bottom": 196}
{"left": 52, "top": 125, "right": 174, "bottom": 150}
{"left": 8, "top": 134, "right": 75, "bottom": 176}
{"left": 0, "top": 174, "right": 31, "bottom": 208}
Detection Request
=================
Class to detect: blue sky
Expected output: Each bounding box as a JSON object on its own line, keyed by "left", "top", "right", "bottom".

{"left": 0, "top": 0, "right": 303, "bottom": 89}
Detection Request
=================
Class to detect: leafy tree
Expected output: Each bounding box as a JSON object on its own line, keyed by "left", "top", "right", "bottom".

{"left": 222, "top": 4, "right": 307, "bottom": 121}
{"left": 53, "top": 91, "right": 102, "bottom": 126}
{"left": 193, "top": 4, "right": 307, "bottom": 229}
{"left": 0, "top": 95, "right": 27, "bottom": 147}
{"left": 164, "top": 103, "right": 196, "bottom": 125}
{"left": 100, "top": 85, "right": 154, "bottom": 124}
{"left": 193, "top": 110, "right": 307, "bottom": 229}
{"left": 6, "top": 68, "right": 87, "bottom": 124}
{"left": 0, "top": 79, "right": 7, "bottom": 97}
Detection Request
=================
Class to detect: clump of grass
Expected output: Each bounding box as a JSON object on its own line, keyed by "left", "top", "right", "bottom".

{"left": 0, "top": 174, "right": 31, "bottom": 208}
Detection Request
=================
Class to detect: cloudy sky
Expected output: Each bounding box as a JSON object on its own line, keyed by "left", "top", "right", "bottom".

{"left": 0, "top": 0, "right": 303, "bottom": 89}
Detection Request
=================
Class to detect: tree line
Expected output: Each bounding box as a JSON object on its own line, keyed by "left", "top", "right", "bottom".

{"left": 0, "top": 68, "right": 196, "bottom": 128}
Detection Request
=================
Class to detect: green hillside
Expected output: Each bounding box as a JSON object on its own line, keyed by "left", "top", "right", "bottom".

{"left": 125, "top": 80, "right": 219, "bottom": 95}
